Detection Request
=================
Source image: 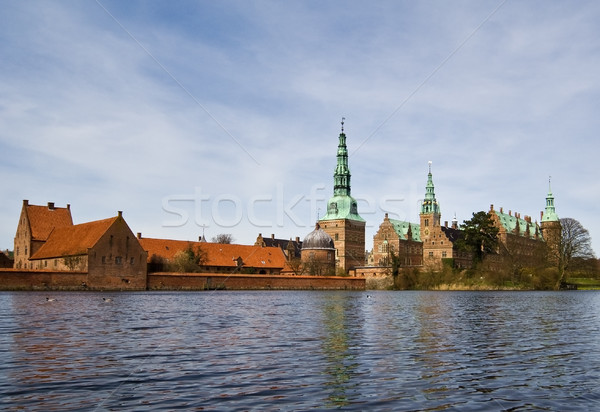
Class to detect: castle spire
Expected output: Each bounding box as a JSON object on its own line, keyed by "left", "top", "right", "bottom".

{"left": 333, "top": 117, "right": 351, "bottom": 197}
{"left": 421, "top": 161, "right": 440, "bottom": 215}
{"left": 542, "top": 176, "right": 559, "bottom": 222}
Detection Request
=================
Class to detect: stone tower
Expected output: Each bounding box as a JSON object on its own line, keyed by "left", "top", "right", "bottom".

{"left": 420, "top": 161, "right": 441, "bottom": 240}
{"left": 540, "top": 178, "right": 561, "bottom": 265}
{"left": 319, "top": 119, "right": 366, "bottom": 273}
{"left": 420, "top": 162, "right": 443, "bottom": 267}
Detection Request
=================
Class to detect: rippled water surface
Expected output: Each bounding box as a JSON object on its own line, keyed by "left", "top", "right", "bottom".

{"left": 1, "top": 290, "right": 600, "bottom": 411}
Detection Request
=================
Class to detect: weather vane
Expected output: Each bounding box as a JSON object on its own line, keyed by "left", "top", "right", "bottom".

{"left": 341, "top": 117, "right": 345, "bottom": 132}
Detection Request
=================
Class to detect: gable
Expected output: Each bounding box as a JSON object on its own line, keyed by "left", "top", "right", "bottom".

{"left": 389, "top": 219, "right": 421, "bottom": 242}
{"left": 25, "top": 203, "right": 73, "bottom": 241}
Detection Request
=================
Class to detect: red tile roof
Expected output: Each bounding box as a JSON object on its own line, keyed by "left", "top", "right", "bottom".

{"left": 26, "top": 204, "right": 73, "bottom": 241}
{"left": 30, "top": 216, "right": 118, "bottom": 260}
{"left": 139, "top": 237, "right": 288, "bottom": 269}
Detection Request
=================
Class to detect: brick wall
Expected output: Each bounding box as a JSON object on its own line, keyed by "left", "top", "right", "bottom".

{"left": 148, "top": 272, "right": 365, "bottom": 291}
{"left": 0, "top": 269, "right": 88, "bottom": 290}
{"left": 0, "top": 269, "right": 365, "bottom": 291}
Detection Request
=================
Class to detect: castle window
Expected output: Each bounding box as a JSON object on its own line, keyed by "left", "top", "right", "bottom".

{"left": 429, "top": 252, "right": 434, "bottom": 258}
{"left": 442, "top": 251, "right": 447, "bottom": 258}
{"left": 16, "top": 247, "right": 19, "bottom": 256}
{"left": 130, "top": 257, "right": 135, "bottom": 265}
{"left": 335, "top": 233, "right": 339, "bottom": 241}
{"left": 44, "top": 260, "right": 47, "bottom": 268}
{"left": 102, "top": 256, "right": 106, "bottom": 264}
{"left": 115, "top": 256, "right": 122, "bottom": 265}
{"left": 25, "top": 247, "right": 28, "bottom": 255}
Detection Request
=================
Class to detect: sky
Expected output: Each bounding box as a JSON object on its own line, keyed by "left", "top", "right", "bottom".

{"left": 1, "top": 1, "right": 600, "bottom": 256}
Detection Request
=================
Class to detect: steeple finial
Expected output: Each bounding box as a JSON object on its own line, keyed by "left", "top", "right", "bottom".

{"left": 341, "top": 117, "right": 345, "bottom": 133}
{"left": 428, "top": 160, "right": 432, "bottom": 174}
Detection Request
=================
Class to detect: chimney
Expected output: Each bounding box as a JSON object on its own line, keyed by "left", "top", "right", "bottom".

{"left": 541, "top": 211, "right": 544, "bottom": 220}
{"left": 23, "top": 199, "right": 29, "bottom": 206}
{"left": 67, "top": 204, "right": 71, "bottom": 211}
{"left": 48, "top": 202, "right": 55, "bottom": 210}
{"left": 137, "top": 232, "right": 142, "bottom": 239}
{"left": 509, "top": 210, "right": 512, "bottom": 216}
{"left": 490, "top": 204, "right": 494, "bottom": 211}
{"left": 385, "top": 213, "right": 389, "bottom": 219}
{"left": 444, "top": 221, "right": 448, "bottom": 228}
{"left": 500, "top": 206, "right": 503, "bottom": 213}
{"left": 118, "top": 211, "right": 123, "bottom": 218}
{"left": 271, "top": 234, "right": 275, "bottom": 240}
{"left": 295, "top": 236, "right": 300, "bottom": 243}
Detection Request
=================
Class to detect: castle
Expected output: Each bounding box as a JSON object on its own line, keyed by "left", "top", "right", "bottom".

{"left": 310, "top": 120, "right": 561, "bottom": 275}
{"left": 7, "top": 120, "right": 562, "bottom": 289}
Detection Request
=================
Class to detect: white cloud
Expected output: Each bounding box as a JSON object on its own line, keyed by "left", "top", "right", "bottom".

{"left": 1, "top": 0, "right": 600, "bottom": 256}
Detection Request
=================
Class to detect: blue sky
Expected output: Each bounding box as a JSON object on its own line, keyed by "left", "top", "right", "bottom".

{"left": 2, "top": 1, "right": 599, "bottom": 256}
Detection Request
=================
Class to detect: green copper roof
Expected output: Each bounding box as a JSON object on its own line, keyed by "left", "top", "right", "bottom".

{"left": 333, "top": 130, "right": 351, "bottom": 197}
{"left": 389, "top": 218, "right": 421, "bottom": 242}
{"left": 421, "top": 161, "right": 440, "bottom": 215}
{"left": 321, "top": 119, "right": 365, "bottom": 222}
{"left": 542, "top": 179, "right": 559, "bottom": 222}
{"left": 321, "top": 195, "right": 365, "bottom": 222}
{"left": 493, "top": 210, "right": 539, "bottom": 239}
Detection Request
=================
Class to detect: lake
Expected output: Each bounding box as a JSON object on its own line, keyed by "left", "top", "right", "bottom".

{"left": 1, "top": 290, "right": 599, "bottom": 411}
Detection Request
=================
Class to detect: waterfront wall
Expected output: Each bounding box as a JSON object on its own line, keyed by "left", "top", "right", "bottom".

{"left": 0, "top": 269, "right": 365, "bottom": 291}
{"left": 0, "top": 269, "right": 89, "bottom": 291}
{"left": 148, "top": 272, "right": 365, "bottom": 291}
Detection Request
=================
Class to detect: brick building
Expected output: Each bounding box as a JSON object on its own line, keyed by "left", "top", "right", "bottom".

{"left": 301, "top": 223, "right": 336, "bottom": 276}
{"left": 14, "top": 200, "right": 73, "bottom": 269}
{"left": 254, "top": 233, "right": 302, "bottom": 261}
{"left": 371, "top": 213, "right": 422, "bottom": 267}
{"left": 28, "top": 211, "right": 147, "bottom": 289}
{"left": 138, "top": 235, "right": 289, "bottom": 275}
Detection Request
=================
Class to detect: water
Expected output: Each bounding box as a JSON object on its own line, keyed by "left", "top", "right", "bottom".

{"left": 1, "top": 290, "right": 599, "bottom": 411}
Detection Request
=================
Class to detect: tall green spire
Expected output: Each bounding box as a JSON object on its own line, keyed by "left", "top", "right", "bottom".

{"left": 421, "top": 161, "right": 440, "bottom": 215}
{"left": 542, "top": 176, "right": 559, "bottom": 222}
{"left": 333, "top": 117, "right": 351, "bottom": 196}
{"left": 320, "top": 118, "right": 365, "bottom": 222}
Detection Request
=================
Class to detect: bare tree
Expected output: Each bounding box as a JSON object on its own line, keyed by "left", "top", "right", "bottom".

{"left": 211, "top": 234, "right": 234, "bottom": 244}
{"left": 560, "top": 218, "right": 595, "bottom": 277}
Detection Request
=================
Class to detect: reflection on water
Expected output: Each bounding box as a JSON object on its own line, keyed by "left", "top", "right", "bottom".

{"left": 1, "top": 291, "right": 600, "bottom": 410}
{"left": 321, "top": 293, "right": 361, "bottom": 407}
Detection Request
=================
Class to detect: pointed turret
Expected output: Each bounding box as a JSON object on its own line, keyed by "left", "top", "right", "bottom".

{"left": 420, "top": 161, "right": 441, "bottom": 235}
{"left": 540, "top": 176, "right": 561, "bottom": 265}
{"left": 321, "top": 118, "right": 364, "bottom": 223}
{"left": 421, "top": 161, "right": 441, "bottom": 215}
{"left": 333, "top": 118, "right": 351, "bottom": 197}
{"left": 541, "top": 177, "right": 559, "bottom": 222}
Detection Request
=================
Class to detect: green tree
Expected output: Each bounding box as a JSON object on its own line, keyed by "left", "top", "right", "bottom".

{"left": 170, "top": 244, "right": 208, "bottom": 273}
{"left": 457, "top": 211, "right": 500, "bottom": 263}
